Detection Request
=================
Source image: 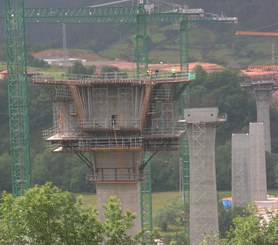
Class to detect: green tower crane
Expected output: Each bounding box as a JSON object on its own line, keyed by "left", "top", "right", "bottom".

{"left": 4, "top": 0, "right": 31, "bottom": 197}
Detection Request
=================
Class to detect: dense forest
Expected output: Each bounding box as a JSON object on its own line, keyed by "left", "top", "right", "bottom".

{"left": 0, "top": 0, "right": 278, "bottom": 194}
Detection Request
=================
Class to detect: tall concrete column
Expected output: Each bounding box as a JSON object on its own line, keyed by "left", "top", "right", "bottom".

{"left": 232, "top": 134, "right": 251, "bottom": 207}
{"left": 92, "top": 150, "right": 143, "bottom": 233}
{"left": 96, "top": 183, "right": 141, "bottom": 232}
{"left": 249, "top": 122, "right": 267, "bottom": 201}
{"left": 184, "top": 108, "right": 226, "bottom": 245}
{"left": 241, "top": 81, "right": 274, "bottom": 153}
{"left": 254, "top": 88, "right": 272, "bottom": 153}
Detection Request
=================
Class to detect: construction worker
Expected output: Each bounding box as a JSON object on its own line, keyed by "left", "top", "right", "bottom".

{"left": 155, "top": 68, "right": 159, "bottom": 77}
{"left": 97, "top": 68, "right": 101, "bottom": 77}
{"left": 147, "top": 69, "right": 150, "bottom": 78}
{"left": 171, "top": 67, "right": 176, "bottom": 77}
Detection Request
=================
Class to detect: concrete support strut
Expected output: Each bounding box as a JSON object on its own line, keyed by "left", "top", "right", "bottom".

{"left": 232, "top": 123, "right": 267, "bottom": 208}
{"left": 96, "top": 182, "right": 141, "bottom": 232}
{"left": 241, "top": 80, "right": 276, "bottom": 153}
{"left": 254, "top": 89, "right": 271, "bottom": 153}
{"left": 183, "top": 107, "right": 226, "bottom": 245}
{"left": 249, "top": 123, "right": 267, "bottom": 201}
{"left": 232, "top": 134, "right": 250, "bottom": 207}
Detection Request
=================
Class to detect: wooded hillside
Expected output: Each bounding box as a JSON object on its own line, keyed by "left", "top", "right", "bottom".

{"left": 1, "top": 0, "right": 278, "bottom": 68}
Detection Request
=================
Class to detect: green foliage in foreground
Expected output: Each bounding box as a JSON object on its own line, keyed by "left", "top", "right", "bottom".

{"left": 202, "top": 204, "right": 278, "bottom": 245}
{"left": 219, "top": 209, "right": 278, "bottom": 245}
{"left": 0, "top": 183, "right": 148, "bottom": 245}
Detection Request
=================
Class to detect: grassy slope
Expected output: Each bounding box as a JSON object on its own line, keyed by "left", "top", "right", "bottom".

{"left": 78, "top": 189, "right": 278, "bottom": 212}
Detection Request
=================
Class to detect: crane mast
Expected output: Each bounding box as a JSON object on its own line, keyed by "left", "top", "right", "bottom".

{"left": 4, "top": 0, "right": 31, "bottom": 197}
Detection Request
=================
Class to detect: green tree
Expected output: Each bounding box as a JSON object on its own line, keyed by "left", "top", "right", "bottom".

{"left": 265, "top": 152, "right": 278, "bottom": 188}
{"left": 152, "top": 152, "right": 179, "bottom": 192}
{"left": 154, "top": 200, "right": 182, "bottom": 232}
{"left": 218, "top": 201, "right": 247, "bottom": 239}
{"left": 218, "top": 205, "right": 278, "bottom": 245}
{"left": 103, "top": 197, "right": 138, "bottom": 245}
{"left": 32, "top": 149, "right": 95, "bottom": 193}
{"left": 0, "top": 154, "right": 11, "bottom": 193}
{"left": 26, "top": 54, "right": 50, "bottom": 67}
{"left": 0, "top": 183, "right": 103, "bottom": 244}
{"left": 216, "top": 141, "right": 231, "bottom": 190}
{"left": 0, "top": 183, "right": 142, "bottom": 245}
{"left": 67, "top": 61, "right": 96, "bottom": 75}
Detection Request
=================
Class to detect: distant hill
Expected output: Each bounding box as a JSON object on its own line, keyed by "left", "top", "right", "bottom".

{"left": 33, "top": 49, "right": 108, "bottom": 62}
{"left": 1, "top": 0, "right": 278, "bottom": 68}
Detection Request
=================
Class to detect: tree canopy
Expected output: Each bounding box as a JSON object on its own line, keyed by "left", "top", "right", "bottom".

{"left": 0, "top": 183, "right": 142, "bottom": 245}
{"left": 218, "top": 205, "right": 278, "bottom": 245}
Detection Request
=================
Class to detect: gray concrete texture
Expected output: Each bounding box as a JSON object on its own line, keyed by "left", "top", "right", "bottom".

{"left": 249, "top": 122, "right": 267, "bottom": 201}
{"left": 92, "top": 151, "right": 143, "bottom": 234}
{"left": 184, "top": 108, "right": 224, "bottom": 245}
{"left": 232, "top": 134, "right": 251, "bottom": 207}
{"left": 232, "top": 123, "right": 267, "bottom": 208}
{"left": 96, "top": 182, "right": 141, "bottom": 233}
{"left": 254, "top": 90, "right": 271, "bottom": 153}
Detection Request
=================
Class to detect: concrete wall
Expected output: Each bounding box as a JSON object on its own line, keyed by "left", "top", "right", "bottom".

{"left": 232, "top": 134, "right": 251, "bottom": 207}
{"left": 94, "top": 151, "right": 142, "bottom": 181}
{"left": 249, "top": 122, "right": 267, "bottom": 201}
{"left": 77, "top": 86, "right": 143, "bottom": 128}
{"left": 184, "top": 107, "right": 219, "bottom": 122}
{"left": 254, "top": 90, "right": 271, "bottom": 153}
{"left": 96, "top": 182, "right": 141, "bottom": 234}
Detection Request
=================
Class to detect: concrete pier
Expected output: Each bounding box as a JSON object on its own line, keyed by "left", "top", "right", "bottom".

{"left": 232, "top": 122, "right": 267, "bottom": 208}
{"left": 184, "top": 107, "right": 226, "bottom": 245}
{"left": 241, "top": 80, "right": 275, "bottom": 153}
{"left": 254, "top": 88, "right": 272, "bottom": 153}
{"left": 249, "top": 122, "right": 267, "bottom": 201}
{"left": 38, "top": 74, "right": 191, "bottom": 234}
{"left": 96, "top": 182, "right": 141, "bottom": 231}
{"left": 232, "top": 134, "right": 250, "bottom": 207}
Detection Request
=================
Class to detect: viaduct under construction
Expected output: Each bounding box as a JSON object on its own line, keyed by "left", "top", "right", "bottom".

{"left": 2, "top": 0, "right": 237, "bottom": 242}
{"left": 33, "top": 72, "right": 192, "bottom": 232}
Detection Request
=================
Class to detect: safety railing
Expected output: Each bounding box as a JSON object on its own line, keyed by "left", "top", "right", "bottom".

{"left": 218, "top": 113, "right": 227, "bottom": 121}
{"left": 32, "top": 70, "right": 196, "bottom": 82}
{"left": 78, "top": 136, "right": 143, "bottom": 149}
{"left": 42, "top": 126, "right": 80, "bottom": 140}
{"left": 143, "top": 125, "right": 186, "bottom": 138}
{"left": 93, "top": 167, "right": 139, "bottom": 182}
{"left": 78, "top": 118, "right": 142, "bottom": 129}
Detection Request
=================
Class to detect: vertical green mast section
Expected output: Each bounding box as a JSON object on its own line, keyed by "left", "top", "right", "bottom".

{"left": 140, "top": 151, "right": 153, "bottom": 233}
{"left": 180, "top": 18, "right": 189, "bottom": 72}
{"left": 4, "top": 0, "right": 31, "bottom": 196}
{"left": 179, "top": 88, "right": 190, "bottom": 239}
{"left": 135, "top": 0, "right": 148, "bottom": 77}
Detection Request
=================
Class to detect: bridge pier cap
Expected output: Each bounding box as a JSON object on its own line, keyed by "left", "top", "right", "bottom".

{"left": 183, "top": 107, "right": 227, "bottom": 123}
